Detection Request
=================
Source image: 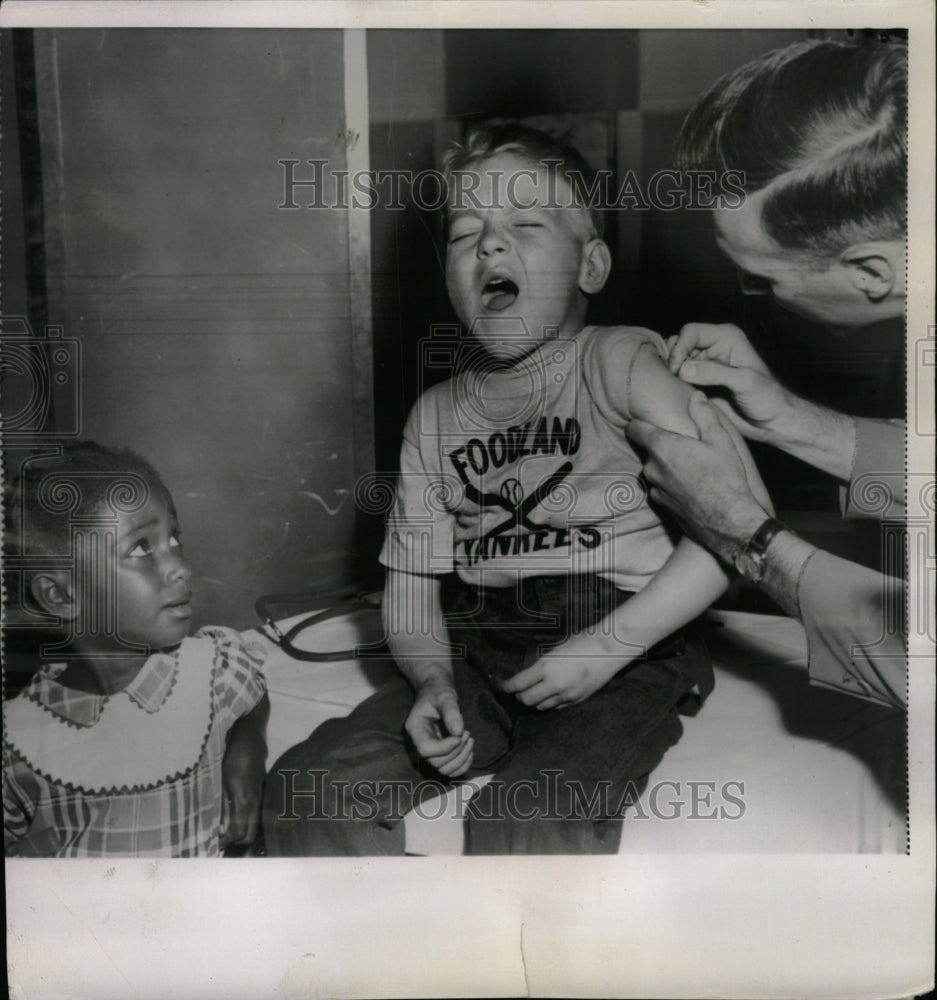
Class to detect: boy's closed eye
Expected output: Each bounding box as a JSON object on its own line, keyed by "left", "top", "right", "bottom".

{"left": 448, "top": 222, "right": 480, "bottom": 245}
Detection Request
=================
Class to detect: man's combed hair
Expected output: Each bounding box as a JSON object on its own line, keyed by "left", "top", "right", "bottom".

{"left": 441, "top": 121, "right": 606, "bottom": 238}
{"left": 675, "top": 38, "right": 907, "bottom": 260}
{"left": 5, "top": 441, "right": 166, "bottom": 561}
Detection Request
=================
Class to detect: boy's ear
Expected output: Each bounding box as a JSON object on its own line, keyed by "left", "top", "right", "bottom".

{"left": 30, "top": 571, "right": 78, "bottom": 621}
{"left": 579, "top": 238, "right": 612, "bottom": 295}
{"left": 841, "top": 242, "right": 904, "bottom": 303}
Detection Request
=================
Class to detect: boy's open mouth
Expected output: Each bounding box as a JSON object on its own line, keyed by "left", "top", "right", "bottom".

{"left": 481, "top": 276, "right": 519, "bottom": 312}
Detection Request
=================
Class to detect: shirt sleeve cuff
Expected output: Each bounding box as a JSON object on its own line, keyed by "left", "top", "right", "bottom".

{"left": 798, "top": 551, "right": 906, "bottom": 710}
{"left": 840, "top": 418, "right": 906, "bottom": 520}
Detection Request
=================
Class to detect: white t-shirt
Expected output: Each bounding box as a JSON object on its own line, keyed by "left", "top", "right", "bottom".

{"left": 379, "top": 325, "right": 680, "bottom": 592}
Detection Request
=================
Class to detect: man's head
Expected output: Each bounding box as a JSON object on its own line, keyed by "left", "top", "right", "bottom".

{"left": 441, "top": 123, "right": 611, "bottom": 362}
{"left": 676, "top": 38, "right": 907, "bottom": 327}
{"left": 6, "top": 442, "right": 192, "bottom": 652}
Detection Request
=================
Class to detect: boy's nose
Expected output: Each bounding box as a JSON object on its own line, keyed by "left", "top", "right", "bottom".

{"left": 477, "top": 222, "right": 508, "bottom": 258}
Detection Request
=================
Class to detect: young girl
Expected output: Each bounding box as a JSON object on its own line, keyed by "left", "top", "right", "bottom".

{"left": 4, "top": 442, "right": 269, "bottom": 857}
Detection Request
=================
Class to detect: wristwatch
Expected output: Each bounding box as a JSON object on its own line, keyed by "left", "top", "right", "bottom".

{"left": 734, "top": 517, "right": 788, "bottom": 583}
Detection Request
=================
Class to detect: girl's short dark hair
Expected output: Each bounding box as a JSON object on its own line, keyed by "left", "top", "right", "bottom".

{"left": 675, "top": 38, "right": 907, "bottom": 260}
{"left": 441, "top": 121, "right": 606, "bottom": 238}
{"left": 5, "top": 440, "right": 168, "bottom": 561}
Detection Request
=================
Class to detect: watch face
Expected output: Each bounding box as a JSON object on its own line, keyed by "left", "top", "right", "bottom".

{"left": 734, "top": 551, "right": 763, "bottom": 582}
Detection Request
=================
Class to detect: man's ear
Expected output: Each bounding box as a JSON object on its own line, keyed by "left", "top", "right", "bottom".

{"left": 30, "top": 571, "right": 78, "bottom": 621}
{"left": 841, "top": 242, "right": 905, "bottom": 303}
{"left": 579, "top": 238, "right": 612, "bottom": 295}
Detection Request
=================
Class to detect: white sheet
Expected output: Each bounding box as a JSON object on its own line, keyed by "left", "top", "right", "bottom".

{"left": 255, "top": 608, "right": 905, "bottom": 854}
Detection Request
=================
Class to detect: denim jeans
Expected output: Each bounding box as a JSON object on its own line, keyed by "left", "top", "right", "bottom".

{"left": 263, "top": 575, "right": 714, "bottom": 856}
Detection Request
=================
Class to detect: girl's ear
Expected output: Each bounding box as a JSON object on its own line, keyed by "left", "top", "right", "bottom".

{"left": 579, "top": 238, "right": 612, "bottom": 295}
{"left": 30, "top": 571, "right": 78, "bottom": 621}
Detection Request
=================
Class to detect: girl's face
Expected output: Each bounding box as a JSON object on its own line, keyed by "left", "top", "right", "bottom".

{"left": 75, "top": 478, "right": 193, "bottom": 653}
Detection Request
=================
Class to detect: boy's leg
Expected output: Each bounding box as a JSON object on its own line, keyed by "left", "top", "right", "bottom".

{"left": 464, "top": 632, "right": 713, "bottom": 855}
{"left": 263, "top": 665, "right": 514, "bottom": 856}
{"left": 262, "top": 673, "right": 421, "bottom": 856}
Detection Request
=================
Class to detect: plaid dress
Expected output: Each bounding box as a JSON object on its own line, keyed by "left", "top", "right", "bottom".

{"left": 3, "top": 627, "right": 266, "bottom": 858}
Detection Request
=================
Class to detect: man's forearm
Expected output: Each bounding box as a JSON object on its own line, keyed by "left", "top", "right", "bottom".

{"left": 757, "top": 531, "right": 818, "bottom": 620}
{"left": 765, "top": 393, "right": 856, "bottom": 482}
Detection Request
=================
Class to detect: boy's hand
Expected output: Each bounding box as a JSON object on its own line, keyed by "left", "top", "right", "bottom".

{"left": 220, "top": 737, "right": 266, "bottom": 848}
{"left": 500, "top": 646, "right": 625, "bottom": 711}
{"left": 405, "top": 678, "right": 474, "bottom": 777}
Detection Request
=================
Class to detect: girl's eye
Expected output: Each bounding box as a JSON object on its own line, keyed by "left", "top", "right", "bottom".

{"left": 169, "top": 532, "right": 182, "bottom": 549}
{"left": 448, "top": 228, "right": 478, "bottom": 245}
{"left": 514, "top": 222, "right": 543, "bottom": 228}
{"left": 127, "top": 540, "right": 153, "bottom": 558}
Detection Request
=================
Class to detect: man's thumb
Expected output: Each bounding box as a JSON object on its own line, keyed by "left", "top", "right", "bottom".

{"left": 688, "top": 391, "right": 723, "bottom": 439}
{"left": 680, "top": 358, "right": 752, "bottom": 394}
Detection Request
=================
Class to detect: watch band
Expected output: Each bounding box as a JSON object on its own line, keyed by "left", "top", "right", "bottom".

{"left": 734, "top": 517, "right": 788, "bottom": 583}
{"left": 745, "top": 517, "right": 788, "bottom": 557}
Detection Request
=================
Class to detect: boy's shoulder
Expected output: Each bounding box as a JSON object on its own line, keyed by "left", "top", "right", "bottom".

{"left": 580, "top": 324, "right": 668, "bottom": 376}
{"left": 584, "top": 324, "right": 667, "bottom": 355}
{"left": 405, "top": 373, "right": 464, "bottom": 433}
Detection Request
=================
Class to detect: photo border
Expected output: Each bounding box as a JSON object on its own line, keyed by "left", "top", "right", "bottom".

{"left": 1, "top": 2, "right": 933, "bottom": 998}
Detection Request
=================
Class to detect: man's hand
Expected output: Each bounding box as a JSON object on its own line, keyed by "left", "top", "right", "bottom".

{"left": 405, "top": 678, "right": 474, "bottom": 777}
{"left": 627, "top": 393, "right": 772, "bottom": 563}
{"left": 666, "top": 322, "right": 794, "bottom": 443}
{"left": 667, "top": 321, "right": 769, "bottom": 375}
{"left": 500, "top": 643, "right": 625, "bottom": 711}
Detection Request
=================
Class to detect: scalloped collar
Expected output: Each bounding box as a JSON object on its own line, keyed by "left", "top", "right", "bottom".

{"left": 24, "top": 652, "right": 179, "bottom": 729}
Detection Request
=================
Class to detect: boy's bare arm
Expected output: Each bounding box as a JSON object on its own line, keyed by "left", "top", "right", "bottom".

{"left": 383, "top": 569, "right": 474, "bottom": 777}
{"left": 504, "top": 346, "right": 740, "bottom": 711}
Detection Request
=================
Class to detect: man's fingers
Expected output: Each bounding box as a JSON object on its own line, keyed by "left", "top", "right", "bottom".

{"left": 625, "top": 416, "right": 663, "bottom": 452}
{"left": 678, "top": 357, "right": 759, "bottom": 396}
{"left": 712, "top": 407, "right": 775, "bottom": 514}
{"left": 688, "top": 391, "right": 731, "bottom": 442}
{"left": 668, "top": 323, "right": 712, "bottom": 371}
{"left": 669, "top": 322, "right": 731, "bottom": 372}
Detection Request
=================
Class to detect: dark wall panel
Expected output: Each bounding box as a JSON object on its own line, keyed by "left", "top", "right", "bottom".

{"left": 34, "top": 29, "right": 359, "bottom": 629}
